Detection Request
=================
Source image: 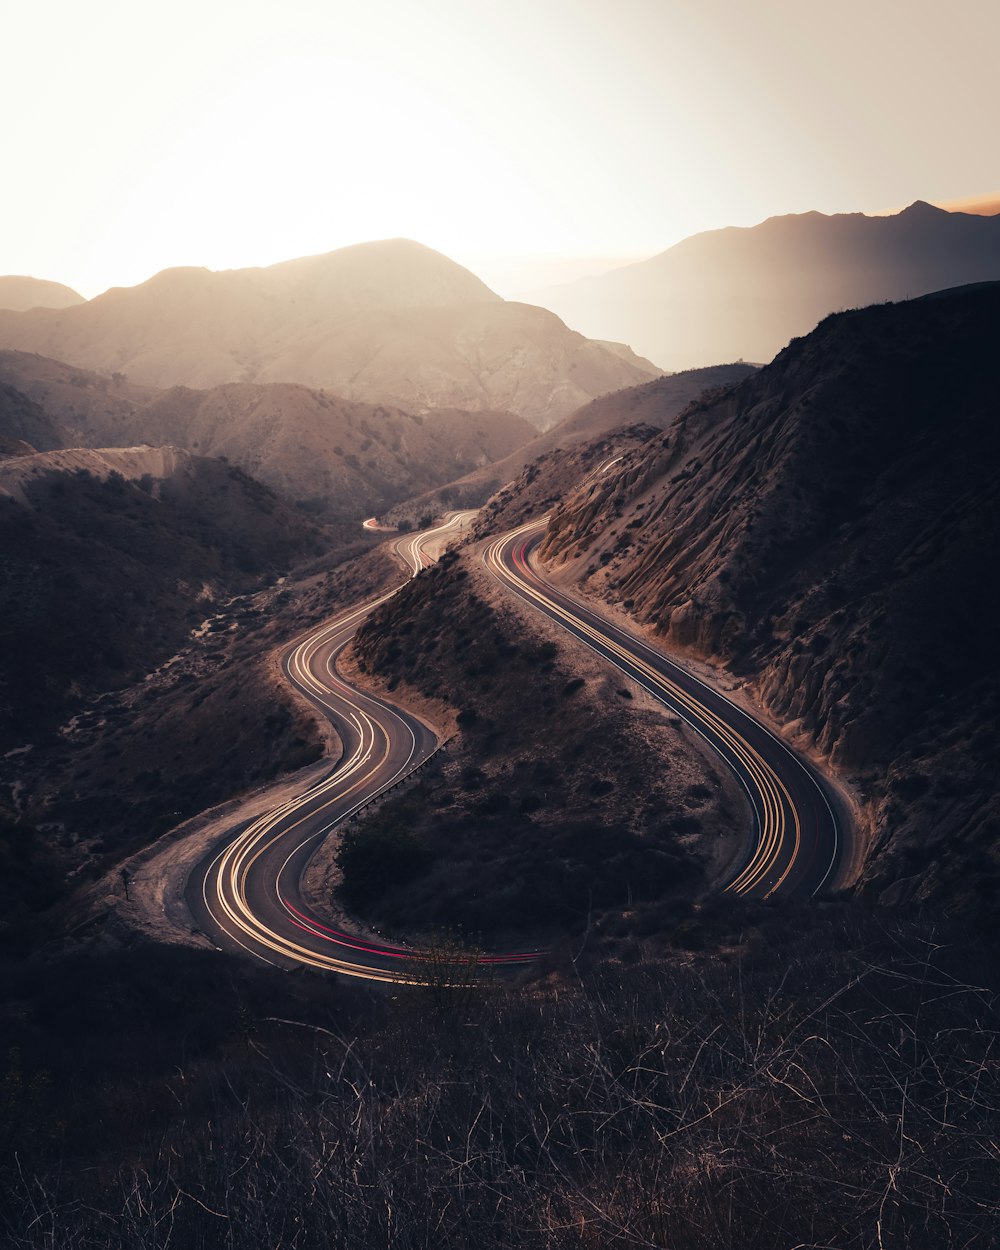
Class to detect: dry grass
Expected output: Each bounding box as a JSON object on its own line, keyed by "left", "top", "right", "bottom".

{"left": 2, "top": 905, "right": 998, "bottom": 1249}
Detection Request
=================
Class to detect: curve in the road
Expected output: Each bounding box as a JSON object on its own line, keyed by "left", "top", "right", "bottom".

{"left": 482, "top": 520, "right": 844, "bottom": 899}
{"left": 188, "top": 512, "right": 536, "bottom": 982}
{"left": 190, "top": 504, "right": 846, "bottom": 985}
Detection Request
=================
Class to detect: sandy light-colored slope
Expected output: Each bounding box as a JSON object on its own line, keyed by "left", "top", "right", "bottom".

{"left": 0, "top": 239, "right": 660, "bottom": 429}
{"left": 0, "top": 443, "right": 189, "bottom": 505}
{"left": 531, "top": 202, "right": 1000, "bottom": 370}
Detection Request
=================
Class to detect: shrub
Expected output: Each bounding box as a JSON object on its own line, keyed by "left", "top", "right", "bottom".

{"left": 336, "top": 813, "right": 430, "bottom": 906}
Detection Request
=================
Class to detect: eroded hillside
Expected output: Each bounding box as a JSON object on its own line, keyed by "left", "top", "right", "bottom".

{"left": 538, "top": 284, "right": 1000, "bottom": 917}
{"left": 383, "top": 363, "right": 756, "bottom": 528}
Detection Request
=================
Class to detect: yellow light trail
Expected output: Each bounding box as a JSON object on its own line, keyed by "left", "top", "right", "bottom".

{"left": 483, "top": 519, "right": 839, "bottom": 899}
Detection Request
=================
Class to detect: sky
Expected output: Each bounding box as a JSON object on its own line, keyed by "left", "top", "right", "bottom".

{"left": 4, "top": 0, "right": 999, "bottom": 298}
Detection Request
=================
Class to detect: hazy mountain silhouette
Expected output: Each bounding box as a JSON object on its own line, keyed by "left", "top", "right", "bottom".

{"left": 538, "top": 282, "right": 1000, "bottom": 918}
{"left": 0, "top": 275, "right": 84, "bottom": 312}
{"left": 531, "top": 203, "right": 1000, "bottom": 368}
{"left": 0, "top": 352, "right": 535, "bottom": 518}
{"left": 0, "top": 240, "right": 660, "bottom": 430}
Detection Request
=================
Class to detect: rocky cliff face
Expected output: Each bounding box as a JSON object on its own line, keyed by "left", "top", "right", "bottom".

{"left": 539, "top": 284, "right": 1000, "bottom": 918}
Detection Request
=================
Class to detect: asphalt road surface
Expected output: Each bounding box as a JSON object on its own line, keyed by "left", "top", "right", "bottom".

{"left": 482, "top": 520, "right": 844, "bottom": 899}
{"left": 187, "top": 513, "right": 534, "bottom": 982}
{"left": 188, "top": 508, "right": 845, "bottom": 984}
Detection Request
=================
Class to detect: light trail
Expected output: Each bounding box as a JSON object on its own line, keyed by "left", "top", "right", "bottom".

{"left": 189, "top": 511, "right": 537, "bottom": 982}
{"left": 190, "top": 501, "right": 844, "bottom": 985}
{"left": 483, "top": 520, "right": 842, "bottom": 899}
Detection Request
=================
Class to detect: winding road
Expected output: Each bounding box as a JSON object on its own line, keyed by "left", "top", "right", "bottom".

{"left": 189, "top": 506, "right": 845, "bottom": 982}
{"left": 187, "top": 512, "right": 533, "bottom": 981}
{"left": 483, "top": 521, "right": 843, "bottom": 899}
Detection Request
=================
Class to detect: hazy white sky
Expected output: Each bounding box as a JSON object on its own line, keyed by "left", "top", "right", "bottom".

{"left": 4, "top": 0, "right": 998, "bottom": 297}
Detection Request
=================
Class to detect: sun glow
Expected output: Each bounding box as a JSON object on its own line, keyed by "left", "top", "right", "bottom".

{"left": 4, "top": 0, "right": 999, "bottom": 296}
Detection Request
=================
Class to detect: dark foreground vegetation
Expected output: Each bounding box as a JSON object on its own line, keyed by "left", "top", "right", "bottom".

{"left": 0, "top": 457, "right": 329, "bottom": 752}
{"left": 2, "top": 899, "right": 998, "bottom": 1249}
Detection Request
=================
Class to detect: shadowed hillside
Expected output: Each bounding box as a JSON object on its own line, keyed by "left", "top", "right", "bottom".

{"left": 539, "top": 282, "right": 1000, "bottom": 919}
{"left": 0, "top": 379, "right": 63, "bottom": 454}
{"left": 0, "top": 446, "right": 330, "bottom": 751}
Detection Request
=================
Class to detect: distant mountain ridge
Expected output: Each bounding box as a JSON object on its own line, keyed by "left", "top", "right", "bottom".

{"left": 0, "top": 275, "right": 84, "bottom": 312}
{"left": 530, "top": 202, "right": 1000, "bottom": 369}
{"left": 0, "top": 239, "right": 660, "bottom": 430}
{"left": 537, "top": 281, "right": 1000, "bottom": 920}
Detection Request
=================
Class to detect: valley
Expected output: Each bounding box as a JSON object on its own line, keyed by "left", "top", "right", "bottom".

{"left": 2, "top": 217, "right": 998, "bottom": 1249}
{"left": 168, "top": 505, "right": 849, "bottom": 983}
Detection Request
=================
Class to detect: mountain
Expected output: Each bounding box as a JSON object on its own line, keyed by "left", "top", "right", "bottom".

{"left": 0, "top": 276, "right": 84, "bottom": 312}
{"left": 0, "top": 444, "right": 330, "bottom": 752}
{"left": 0, "top": 378, "right": 65, "bottom": 454}
{"left": 0, "top": 353, "right": 536, "bottom": 517}
{"left": 530, "top": 202, "right": 1000, "bottom": 369}
{"left": 538, "top": 283, "right": 1000, "bottom": 919}
{"left": 383, "top": 363, "right": 757, "bottom": 527}
{"left": 135, "top": 385, "right": 537, "bottom": 512}
{"left": 547, "top": 362, "right": 757, "bottom": 445}
{"left": 0, "top": 240, "right": 660, "bottom": 430}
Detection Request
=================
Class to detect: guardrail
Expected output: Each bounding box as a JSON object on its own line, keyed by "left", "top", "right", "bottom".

{"left": 338, "top": 732, "right": 455, "bottom": 829}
